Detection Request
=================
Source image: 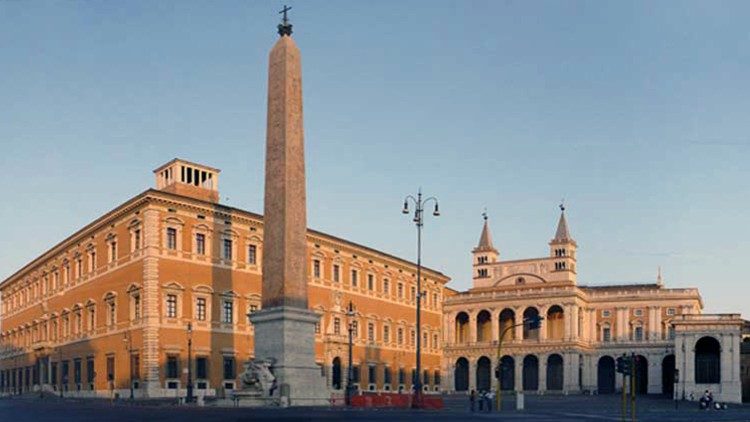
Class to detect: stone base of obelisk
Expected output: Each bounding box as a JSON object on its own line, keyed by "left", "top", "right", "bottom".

{"left": 249, "top": 306, "right": 330, "bottom": 406}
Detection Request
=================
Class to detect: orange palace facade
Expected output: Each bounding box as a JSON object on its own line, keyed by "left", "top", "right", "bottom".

{"left": 0, "top": 159, "right": 449, "bottom": 398}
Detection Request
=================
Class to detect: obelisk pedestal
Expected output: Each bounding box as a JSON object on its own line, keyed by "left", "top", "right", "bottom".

{"left": 248, "top": 15, "right": 329, "bottom": 406}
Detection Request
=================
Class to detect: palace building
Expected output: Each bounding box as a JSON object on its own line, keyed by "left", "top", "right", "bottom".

{"left": 0, "top": 159, "right": 449, "bottom": 398}
{"left": 442, "top": 210, "right": 744, "bottom": 403}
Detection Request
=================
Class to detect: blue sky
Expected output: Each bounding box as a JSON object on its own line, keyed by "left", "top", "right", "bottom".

{"left": 1, "top": 1, "right": 748, "bottom": 316}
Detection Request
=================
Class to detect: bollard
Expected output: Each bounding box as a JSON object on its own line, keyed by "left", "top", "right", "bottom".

{"left": 516, "top": 392, "right": 524, "bottom": 410}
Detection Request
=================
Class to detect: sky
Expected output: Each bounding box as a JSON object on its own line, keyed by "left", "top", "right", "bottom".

{"left": 1, "top": 1, "right": 749, "bottom": 317}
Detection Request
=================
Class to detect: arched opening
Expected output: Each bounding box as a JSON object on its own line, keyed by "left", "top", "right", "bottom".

{"left": 661, "top": 354, "right": 675, "bottom": 396}
{"left": 500, "top": 355, "right": 515, "bottom": 391}
{"left": 476, "top": 356, "right": 491, "bottom": 391}
{"left": 546, "top": 354, "right": 564, "bottom": 391}
{"left": 455, "top": 312, "right": 469, "bottom": 343}
{"left": 695, "top": 336, "right": 721, "bottom": 384}
{"left": 454, "top": 357, "right": 469, "bottom": 391}
{"left": 332, "top": 357, "right": 342, "bottom": 390}
{"left": 597, "top": 356, "right": 615, "bottom": 394}
{"left": 523, "top": 307, "right": 540, "bottom": 341}
{"left": 522, "top": 355, "right": 539, "bottom": 391}
{"left": 635, "top": 355, "right": 648, "bottom": 394}
{"left": 546, "top": 305, "right": 564, "bottom": 340}
{"left": 476, "top": 310, "right": 492, "bottom": 343}
{"left": 499, "top": 309, "right": 515, "bottom": 341}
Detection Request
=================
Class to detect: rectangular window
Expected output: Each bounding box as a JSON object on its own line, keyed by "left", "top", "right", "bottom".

{"left": 666, "top": 308, "right": 676, "bottom": 316}
{"left": 166, "top": 294, "right": 177, "bottom": 318}
{"left": 166, "top": 228, "right": 177, "bottom": 250}
{"left": 367, "top": 274, "right": 374, "bottom": 291}
{"left": 432, "top": 293, "right": 438, "bottom": 307}
{"left": 397, "top": 328, "right": 404, "bottom": 345}
{"left": 384, "top": 367, "right": 392, "bottom": 384}
{"left": 247, "top": 244, "right": 257, "bottom": 264}
{"left": 351, "top": 269, "right": 358, "bottom": 287}
{"left": 196, "top": 233, "right": 205, "bottom": 255}
{"left": 196, "top": 357, "right": 208, "bottom": 379}
{"left": 383, "top": 326, "right": 390, "bottom": 343}
{"left": 367, "top": 323, "right": 375, "bottom": 342}
{"left": 106, "top": 356, "right": 115, "bottom": 382}
{"left": 667, "top": 326, "right": 675, "bottom": 340}
{"left": 74, "top": 359, "right": 82, "bottom": 384}
{"left": 383, "top": 279, "right": 389, "bottom": 295}
{"left": 368, "top": 366, "right": 376, "bottom": 385}
{"left": 351, "top": 320, "right": 358, "bottom": 337}
{"left": 398, "top": 368, "right": 405, "bottom": 385}
{"left": 223, "top": 239, "right": 232, "bottom": 260}
{"left": 134, "top": 229, "right": 141, "bottom": 250}
{"left": 76, "top": 259, "right": 82, "bottom": 278}
{"left": 61, "top": 361, "right": 69, "bottom": 385}
{"left": 86, "top": 358, "right": 95, "bottom": 384}
{"left": 133, "top": 295, "right": 141, "bottom": 321}
{"left": 634, "top": 309, "right": 643, "bottom": 317}
{"left": 398, "top": 283, "right": 403, "bottom": 298}
{"left": 352, "top": 365, "right": 360, "bottom": 383}
{"left": 602, "top": 310, "right": 611, "bottom": 318}
{"left": 131, "top": 354, "right": 140, "bottom": 380}
{"left": 603, "top": 327, "right": 611, "bottom": 342}
{"left": 109, "top": 241, "right": 117, "bottom": 263}
{"left": 196, "top": 298, "right": 206, "bottom": 321}
{"left": 410, "top": 286, "right": 416, "bottom": 301}
{"left": 333, "top": 317, "right": 341, "bottom": 335}
{"left": 89, "top": 252, "right": 96, "bottom": 272}
{"left": 166, "top": 356, "right": 179, "bottom": 379}
{"left": 108, "top": 301, "right": 116, "bottom": 326}
{"left": 88, "top": 307, "right": 95, "bottom": 330}
{"left": 433, "top": 333, "right": 439, "bottom": 349}
{"left": 634, "top": 326, "right": 644, "bottom": 341}
{"left": 333, "top": 264, "right": 340, "bottom": 282}
{"left": 223, "top": 357, "right": 235, "bottom": 380}
{"left": 410, "top": 330, "right": 415, "bottom": 346}
{"left": 223, "top": 300, "right": 233, "bottom": 324}
{"left": 313, "top": 259, "right": 321, "bottom": 278}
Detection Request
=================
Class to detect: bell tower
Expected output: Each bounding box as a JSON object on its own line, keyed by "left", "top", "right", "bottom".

{"left": 472, "top": 212, "right": 498, "bottom": 282}
{"left": 549, "top": 203, "right": 577, "bottom": 274}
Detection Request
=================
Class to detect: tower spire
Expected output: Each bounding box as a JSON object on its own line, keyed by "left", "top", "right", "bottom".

{"left": 552, "top": 202, "right": 573, "bottom": 243}
{"left": 657, "top": 266, "right": 663, "bottom": 286}
{"left": 474, "top": 211, "right": 497, "bottom": 253}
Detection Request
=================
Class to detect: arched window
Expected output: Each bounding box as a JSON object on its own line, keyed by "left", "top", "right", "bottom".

{"left": 695, "top": 336, "right": 721, "bottom": 384}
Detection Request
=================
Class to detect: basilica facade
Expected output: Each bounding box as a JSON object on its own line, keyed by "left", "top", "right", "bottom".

{"left": 442, "top": 211, "right": 744, "bottom": 403}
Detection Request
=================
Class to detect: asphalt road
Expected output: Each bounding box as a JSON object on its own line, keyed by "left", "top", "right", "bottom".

{"left": 1, "top": 394, "right": 749, "bottom": 421}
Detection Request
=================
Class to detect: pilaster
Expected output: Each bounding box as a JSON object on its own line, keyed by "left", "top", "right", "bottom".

{"left": 141, "top": 208, "right": 161, "bottom": 396}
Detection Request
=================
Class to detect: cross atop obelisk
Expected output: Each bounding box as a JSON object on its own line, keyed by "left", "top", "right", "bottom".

{"left": 278, "top": 5, "right": 293, "bottom": 36}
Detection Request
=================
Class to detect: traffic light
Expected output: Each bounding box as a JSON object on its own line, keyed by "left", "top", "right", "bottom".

{"left": 616, "top": 355, "right": 632, "bottom": 375}
{"left": 525, "top": 315, "right": 543, "bottom": 330}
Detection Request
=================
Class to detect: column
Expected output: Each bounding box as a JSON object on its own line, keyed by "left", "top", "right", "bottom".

{"left": 589, "top": 309, "right": 597, "bottom": 344}
{"left": 563, "top": 353, "right": 579, "bottom": 393}
{"left": 514, "top": 308, "right": 524, "bottom": 342}
{"left": 469, "top": 312, "right": 477, "bottom": 344}
{"left": 570, "top": 306, "right": 579, "bottom": 341}
{"left": 514, "top": 356, "right": 523, "bottom": 393}
{"left": 538, "top": 306, "right": 547, "bottom": 342}
{"left": 491, "top": 310, "right": 499, "bottom": 344}
{"left": 446, "top": 362, "right": 455, "bottom": 392}
{"left": 684, "top": 334, "right": 695, "bottom": 399}
{"left": 654, "top": 308, "right": 662, "bottom": 341}
{"left": 564, "top": 305, "right": 572, "bottom": 341}
{"left": 538, "top": 355, "right": 547, "bottom": 393}
{"left": 647, "top": 353, "right": 661, "bottom": 394}
{"left": 141, "top": 208, "right": 161, "bottom": 396}
{"left": 647, "top": 307, "right": 656, "bottom": 341}
{"left": 469, "top": 358, "right": 477, "bottom": 391}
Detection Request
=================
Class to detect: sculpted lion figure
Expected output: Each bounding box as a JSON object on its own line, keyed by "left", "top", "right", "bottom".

{"left": 239, "top": 358, "right": 276, "bottom": 396}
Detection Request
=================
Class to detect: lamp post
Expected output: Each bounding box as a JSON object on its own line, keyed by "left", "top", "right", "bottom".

{"left": 344, "top": 301, "right": 356, "bottom": 406}
{"left": 186, "top": 322, "right": 194, "bottom": 404}
{"left": 402, "top": 188, "right": 440, "bottom": 408}
{"left": 123, "top": 331, "right": 134, "bottom": 400}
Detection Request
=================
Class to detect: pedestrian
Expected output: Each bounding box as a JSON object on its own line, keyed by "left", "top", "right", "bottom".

{"left": 469, "top": 389, "right": 476, "bottom": 412}
{"left": 485, "top": 390, "right": 495, "bottom": 412}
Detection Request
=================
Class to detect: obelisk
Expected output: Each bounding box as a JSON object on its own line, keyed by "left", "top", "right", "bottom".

{"left": 249, "top": 8, "right": 329, "bottom": 406}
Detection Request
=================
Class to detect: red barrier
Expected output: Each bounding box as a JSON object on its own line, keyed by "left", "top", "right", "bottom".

{"left": 349, "top": 393, "right": 444, "bottom": 409}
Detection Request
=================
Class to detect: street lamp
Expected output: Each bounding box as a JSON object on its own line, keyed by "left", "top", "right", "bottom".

{"left": 186, "top": 322, "right": 194, "bottom": 404}
{"left": 402, "top": 188, "right": 439, "bottom": 408}
{"left": 345, "top": 301, "right": 355, "bottom": 406}
{"left": 123, "top": 331, "right": 134, "bottom": 400}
